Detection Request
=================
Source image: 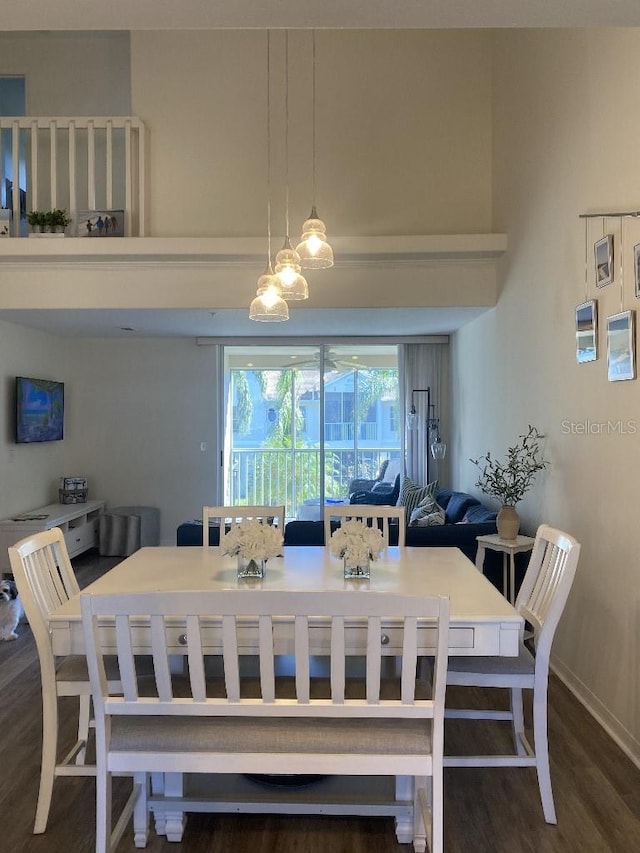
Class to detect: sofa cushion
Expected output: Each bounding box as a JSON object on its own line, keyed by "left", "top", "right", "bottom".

{"left": 398, "top": 477, "right": 438, "bottom": 521}
{"left": 462, "top": 503, "right": 498, "bottom": 524}
{"left": 444, "top": 492, "right": 480, "bottom": 525}
{"left": 409, "top": 498, "right": 446, "bottom": 527}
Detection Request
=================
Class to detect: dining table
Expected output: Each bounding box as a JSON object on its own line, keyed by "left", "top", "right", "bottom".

{"left": 48, "top": 544, "right": 523, "bottom": 845}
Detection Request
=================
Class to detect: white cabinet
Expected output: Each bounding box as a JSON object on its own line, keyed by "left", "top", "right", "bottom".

{"left": 0, "top": 500, "right": 104, "bottom": 573}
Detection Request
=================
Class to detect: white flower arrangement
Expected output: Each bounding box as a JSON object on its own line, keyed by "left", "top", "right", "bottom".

{"left": 221, "top": 518, "right": 283, "bottom": 562}
{"left": 329, "top": 519, "right": 385, "bottom": 566}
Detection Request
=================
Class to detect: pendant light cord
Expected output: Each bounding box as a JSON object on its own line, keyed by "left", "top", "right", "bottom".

{"left": 284, "top": 30, "right": 290, "bottom": 240}
{"left": 312, "top": 29, "right": 317, "bottom": 208}
{"left": 267, "top": 30, "right": 272, "bottom": 264}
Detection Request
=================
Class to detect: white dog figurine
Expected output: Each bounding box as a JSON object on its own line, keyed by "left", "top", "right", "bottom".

{"left": 0, "top": 579, "right": 23, "bottom": 641}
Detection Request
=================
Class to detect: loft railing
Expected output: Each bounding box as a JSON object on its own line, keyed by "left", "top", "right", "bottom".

{"left": 0, "top": 116, "right": 146, "bottom": 237}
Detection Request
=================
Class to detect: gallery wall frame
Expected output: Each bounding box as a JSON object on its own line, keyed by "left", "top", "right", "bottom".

{"left": 575, "top": 300, "right": 597, "bottom": 364}
{"left": 607, "top": 310, "right": 635, "bottom": 382}
{"left": 595, "top": 234, "right": 614, "bottom": 287}
{"left": 634, "top": 243, "right": 640, "bottom": 298}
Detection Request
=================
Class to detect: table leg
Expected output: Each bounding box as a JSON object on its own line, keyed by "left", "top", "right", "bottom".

{"left": 163, "top": 773, "right": 186, "bottom": 842}
{"left": 475, "top": 543, "right": 486, "bottom": 573}
{"left": 395, "top": 775, "right": 414, "bottom": 844}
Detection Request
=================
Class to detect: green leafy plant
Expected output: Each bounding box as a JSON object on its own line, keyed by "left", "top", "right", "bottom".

{"left": 44, "top": 209, "right": 72, "bottom": 231}
{"left": 470, "top": 425, "right": 549, "bottom": 506}
{"left": 26, "top": 210, "right": 46, "bottom": 229}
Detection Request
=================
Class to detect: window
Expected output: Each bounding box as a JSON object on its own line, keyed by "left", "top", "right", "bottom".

{"left": 222, "top": 344, "right": 401, "bottom": 520}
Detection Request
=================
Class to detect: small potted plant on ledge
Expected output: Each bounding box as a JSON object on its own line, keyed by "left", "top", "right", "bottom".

{"left": 27, "top": 208, "right": 72, "bottom": 236}
{"left": 471, "top": 425, "right": 549, "bottom": 540}
{"left": 26, "top": 210, "right": 46, "bottom": 235}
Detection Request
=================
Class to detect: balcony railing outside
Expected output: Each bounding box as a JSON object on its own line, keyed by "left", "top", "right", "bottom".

{"left": 229, "top": 448, "right": 400, "bottom": 520}
{"left": 0, "top": 116, "right": 146, "bottom": 236}
{"left": 323, "top": 422, "right": 378, "bottom": 442}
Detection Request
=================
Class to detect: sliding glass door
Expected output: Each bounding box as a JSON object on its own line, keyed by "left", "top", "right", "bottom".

{"left": 222, "top": 344, "right": 401, "bottom": 521}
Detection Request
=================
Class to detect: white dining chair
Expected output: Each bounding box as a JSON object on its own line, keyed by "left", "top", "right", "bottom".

{"left": 202, "top": 505, "right": 285, "bottom": 548}
{"left": 324, "top": 504, "right": 406, "bottom": 548}
{"left": 82, "top": 587, "right": 449, "bottom": 853}
{"left": 444, "top": 524, "right": 581, "bottom": 824}
{"left": 8, "top": 528, "right": 123, "bottom": 834}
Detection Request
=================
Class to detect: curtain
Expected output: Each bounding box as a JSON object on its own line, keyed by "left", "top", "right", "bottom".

{"left": 399, "top": 342, "right": 450, "bottom": 487}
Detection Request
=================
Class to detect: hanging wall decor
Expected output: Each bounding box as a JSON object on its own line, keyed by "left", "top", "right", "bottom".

{"left": 595, "top": 234, "right": 614, "bottom": 287}
{"left": 575, "top": 300, "right": 597, "bottom": 364}
{"left": 634, "top": 243, "right": 640, "bottom": 298}
{"left": 607, "top": 310, "right": 635, "bottom": 381}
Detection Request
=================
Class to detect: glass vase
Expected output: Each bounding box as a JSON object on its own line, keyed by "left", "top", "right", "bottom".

{"left": 343, "top": 556, "right": 371, "bottom": 580}
{"left": 237, "top": 554, "right": 266, "bottom": 580}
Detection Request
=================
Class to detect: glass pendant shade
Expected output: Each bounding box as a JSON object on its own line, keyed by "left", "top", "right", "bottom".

{"left": 250, "top": 261, "right": 289, "bottom": 322}
{"left": 296, "top": 206, "right": 334, "bottom": 269}
{"left": 274, "top": 237, "right": 309, "bottom": 300}
{"left": 249, "top": 280, "right": 289, "bottom": 322}
{"left": 430, "top": 438, "right": 447, "bottom": 460}
{"left": 406, "top": 406, "right": 419, "bottom": 431}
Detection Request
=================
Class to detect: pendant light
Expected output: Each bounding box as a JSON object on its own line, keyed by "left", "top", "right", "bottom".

{"left": 250, "top": 31, "right": 289, "bottom": 322}
{"left": 296, "top": 30, "right": 334, "bottom": 270}
{"left": 274, "top": 31, "right": 309, "bottom": 301}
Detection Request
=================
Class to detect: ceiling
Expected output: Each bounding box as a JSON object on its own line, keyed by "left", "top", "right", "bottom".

{"left": 3, "top": 4, "right": 639, "bottom": 339}
{"left": 4, "top": 1, "right": 640, "bottom": 31}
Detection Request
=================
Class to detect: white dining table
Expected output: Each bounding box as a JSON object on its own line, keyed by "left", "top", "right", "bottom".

{"left": 49, "top": 545, "right": 523, "bottom": 658}
{"left": 48, "top": 544, "right": 523, "bottom": 845}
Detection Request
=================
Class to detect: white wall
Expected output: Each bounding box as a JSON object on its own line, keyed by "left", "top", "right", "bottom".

{"left": 130, "top": 29, "right": 493, "bottom": 238}
{"left": 453, "top": 28, "right": 640, "bottom": 761}
{"left": 64, "top": 338, "right": 220, "bottom": 545}
{"left": 0, "top": 32, "right": 131, "bottom": 115}
{"left": 0, "top": 319, "right": 70, "bottom": 517}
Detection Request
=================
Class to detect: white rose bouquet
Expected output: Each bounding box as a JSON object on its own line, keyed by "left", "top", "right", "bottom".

{"left": 329, "top": 519, "right": 384, "bottom": 565}
{"left": 221, "top": 518, "right": 283, "bottom": 562}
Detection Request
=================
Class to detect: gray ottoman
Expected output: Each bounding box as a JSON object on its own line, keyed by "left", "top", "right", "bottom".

{"left": 99, "top": 506, "right": 160, "bottom": 557}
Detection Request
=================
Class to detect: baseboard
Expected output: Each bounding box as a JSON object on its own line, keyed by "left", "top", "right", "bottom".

{"left": 551, "top": 655, "right": 640, "bottom": 770}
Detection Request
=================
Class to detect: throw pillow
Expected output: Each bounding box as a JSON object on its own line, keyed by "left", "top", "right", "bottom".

{"left": 398, "top": 476, "right": 438, "bottom": 521}
{"left": 409, "top": 498, "right": 446, "bottom": 527}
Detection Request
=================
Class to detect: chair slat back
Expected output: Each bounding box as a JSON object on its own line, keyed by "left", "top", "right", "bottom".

{"left": 324, "top": 505, "right": 406, "bottom": 548}
{"left": 9, "top": 528, "right": 79, "bottom": 659}
{"left": 202, "top": 505, "right": 285, "bottom": 548}
{"left": 515, "top": 524, "right": 580, "bottom": 659}
{"left": 81, "top": 589, "right": 449, "bottom": 723}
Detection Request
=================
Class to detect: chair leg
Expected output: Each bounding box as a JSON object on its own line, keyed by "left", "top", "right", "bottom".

{"left": 33, "top": 690, "right": 58, "bottom": 834}
{"left": 76, "top": 694, "right": 91, "bottom": 765}
{"left": 412, "top": 776, "right": 427, "bottom": 853}
{"left": 510, "top": 687, "right": 527, "bottom": 757}
{"left": 95, "top": 757, "right": 112, "bottom": 853}
{"left": 533, "top": 687, "right": 557, "bottom": 824}
{"left": 133, "top": 772, "right": 150, "bottom": 848}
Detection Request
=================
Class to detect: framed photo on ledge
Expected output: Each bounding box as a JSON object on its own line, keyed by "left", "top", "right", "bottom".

{"left": 594, "top": 234, "right": 614, "bottom": 287}
{"left": 607, "top": 310, "right": 635, "bottom": 381}
{"left": 77, "top": 209, "right": 124, "bottom": 237}
{"left": 575, "top": 300, "right": 597, "bottom": 364}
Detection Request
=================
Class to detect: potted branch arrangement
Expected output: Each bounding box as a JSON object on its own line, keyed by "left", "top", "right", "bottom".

{"left": 27, "top": 209, "right": 72, "bottom": 236}
{"left": 470, "top": 425, "right": 549, "bottom": 540}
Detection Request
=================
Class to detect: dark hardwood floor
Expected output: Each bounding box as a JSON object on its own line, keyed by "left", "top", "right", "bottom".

{"left": 2, "top": 550, "right": 639, "bottom": 852}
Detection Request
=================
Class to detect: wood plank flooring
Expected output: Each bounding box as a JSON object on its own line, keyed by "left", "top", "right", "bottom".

{"left": 1, "top": 550, "right": 639, "bottom": 852}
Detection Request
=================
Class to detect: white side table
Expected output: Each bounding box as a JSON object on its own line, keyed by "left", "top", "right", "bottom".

{"left": 475, "top": 533, "right": 535, "bottom": 604}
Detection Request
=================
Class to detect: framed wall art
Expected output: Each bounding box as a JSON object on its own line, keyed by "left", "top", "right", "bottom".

{"left": 607, "top": 310, "right": 635, "bottom": 381}
{"left": 594, "top": 234, "right": 614, "bottom": 287}
{"left": 634, "top": 243, "right": 640, "bottom": 298}
{"left": 575, "top": 300, "right": 597, "bottom": 363}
